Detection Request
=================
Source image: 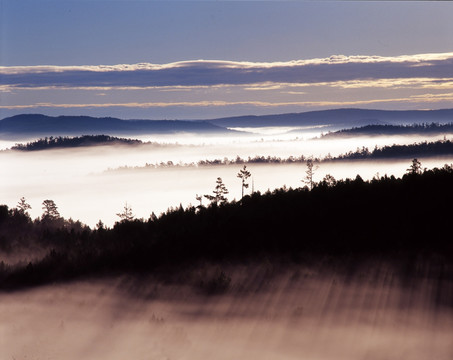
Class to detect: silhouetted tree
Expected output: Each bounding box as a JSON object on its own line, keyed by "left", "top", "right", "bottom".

{"left": 303, "top": 158, "right": 318, "bottom": 190}
{"left": 150, "top": 212, "right": 158, "bottom": 222}
{"left": 204, "top": 177, "right": 229, "bottom": 205}
{"left": 237, "top": 165, "right": 251, "bottom": 199}
{"left": 195, "top": 194, "right": 203, "bottom": 208}
{"left": 321, "top": 174, "right": 337, "bottom": 187}
{"left": 116, "top": 202, "right": 134, "bottom": 222}
{"left": 407, "top": 158, "right": 422, "bottom": 175}
{"left": 41, "top": 199, "right": 60, "bottom": 220}
{"left": 96, "top": 220, "right": 105, "bottom": 230}
{"left": 16, "top": 197, "right": 31, "bottom": 215}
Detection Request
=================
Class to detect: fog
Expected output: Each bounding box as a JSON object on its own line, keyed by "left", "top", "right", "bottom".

{"left": 1, "top": 263, "right": 452, "bottom": 360}
{"left": 2, "top": 131, "right": 453, "bottom": 359}
{"left": 1, "top": 131, "right": 452, "bottom": 227}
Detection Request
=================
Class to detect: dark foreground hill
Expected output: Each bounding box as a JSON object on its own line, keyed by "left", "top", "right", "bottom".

{"left": 1, "top": 163, "right": 452, "bottom": 291}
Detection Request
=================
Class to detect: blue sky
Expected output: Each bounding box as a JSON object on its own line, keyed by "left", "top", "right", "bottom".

{"left": 1, "top": 0, "right": 453, "bottom": 119}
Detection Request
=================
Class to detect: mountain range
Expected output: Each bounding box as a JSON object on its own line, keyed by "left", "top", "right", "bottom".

{"left": 1, "top": 108, "right": 453, "bottom": 139}
{"left": 0, "top": 114, "right": 230, "bottom": 139}
{"left": 207, "top": 108, "right": 453, "bottom": 128}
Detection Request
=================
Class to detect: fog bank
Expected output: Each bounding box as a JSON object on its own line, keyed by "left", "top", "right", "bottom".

{"left": 2, "top": 133, "right": 452, "bottom": 226}
{"left": 1, "top": 262, "right": 452, "bottom": 360}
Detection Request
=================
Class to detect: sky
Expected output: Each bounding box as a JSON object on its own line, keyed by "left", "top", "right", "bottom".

{"left": 1, "top": 0, "right": 453, "bottom": 120}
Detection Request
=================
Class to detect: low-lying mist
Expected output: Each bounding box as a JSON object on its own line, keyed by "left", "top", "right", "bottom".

{"left": 1, "top": 261, "right": 452, "bottom": 360}
{"left": 2, "top": 132, "right": 452, "bottom": 226}
{"left": 2, "top": 130, "right": 453, "bottom": 359}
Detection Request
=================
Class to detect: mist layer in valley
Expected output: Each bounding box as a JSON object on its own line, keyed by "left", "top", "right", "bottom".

{"left": 1, "top": 130, "right": 452, "bottom": 227}
{"left": 2, "top": 127, "right": 453, "bottom": 360}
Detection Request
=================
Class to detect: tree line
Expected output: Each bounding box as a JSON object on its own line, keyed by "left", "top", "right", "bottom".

{"left": 10, "top": 135, "right": 143, "bottom": 151}
{"left": 333, "top": 138, "right": 453, "bottom": 160}
{"left": 321, "top": 122, "right": 453, "bottom": 138}
{"left": 110, "top": 139, "right": 453, "bottom": 172}
{"left": 2, "top": 158, "right": 428, "bottom": 228}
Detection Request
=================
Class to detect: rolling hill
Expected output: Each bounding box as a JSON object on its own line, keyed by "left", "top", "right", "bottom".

{"left": 0, "top": 114, "right": 234, "bottom": 139}
{"left": 320, "top": 123, "right": 453, "bottom": 138}
{"left": 1, "top": 109, "right": 453, "bottom": 139}
{"left": 205, "top": 108, "right": 453, "bottom": 129}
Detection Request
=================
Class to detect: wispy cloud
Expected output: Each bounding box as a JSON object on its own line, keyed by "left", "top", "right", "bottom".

{"left": 2, "top": 53, "right": 453, "bottom": 118}
{"left": 3, "top": 92, "right": 453, "bottom": 111}
{"left": 2, "top": 53, "right": 453, "bottom": 90}
{"left": 322, "top": 78, "right": 453, "bottom": 90}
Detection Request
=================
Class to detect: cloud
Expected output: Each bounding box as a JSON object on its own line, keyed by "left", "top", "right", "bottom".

{"left": 312, "top": 78, "right": 453, "bottom": 90}
{"left": 2, "top": 53, "right": 453, "bottom": 90}
{"left": 3, "top": 91, "right": 453, "bottom": 111}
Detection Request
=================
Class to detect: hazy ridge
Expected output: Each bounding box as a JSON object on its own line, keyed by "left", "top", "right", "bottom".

{"left": 2, "top": 108, "right": 453, "bottom": 139}
{"left": 0, "top": 114, "right": 233, "bottom": 139}
{"left": 207, "top": 108, "right": 453, "bottom": 128}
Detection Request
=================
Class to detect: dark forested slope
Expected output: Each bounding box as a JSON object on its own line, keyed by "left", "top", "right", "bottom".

{"left": 10, "top": 135, "right": 142, "bottom": 151}
{"left": 333, "top": 139, "right": 453, "bottom": 160}
{"left": 11, "top": 135, "right": 143, "bottom": 151}
{"left": 1, "top": 163, "right": 452, "bottom": 290}
{"left": 321, "top": 123, "right": 453, "bottom": 138}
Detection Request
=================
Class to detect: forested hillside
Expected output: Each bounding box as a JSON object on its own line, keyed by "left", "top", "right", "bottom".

{"left": 321, "top": 123, "right": 453, "bottom": 138}
{"left": 108, "top": 139, "right": 453, "bottom": 172}
{"left": 1, "top": 162, "right": 452, "bottom": 290}
{"left": 10, "top": 135, "right": 142, "bottom": 151}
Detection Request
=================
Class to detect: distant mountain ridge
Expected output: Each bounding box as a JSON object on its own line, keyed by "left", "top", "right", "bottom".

{"left": 1, "top": 109, "right": 453, "bottom": 139}
{"left": 206, "top": 108, "right": 453, "bottom": 129}
{"left": 0, "top": 114, "right": 232, "bottom": 139}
